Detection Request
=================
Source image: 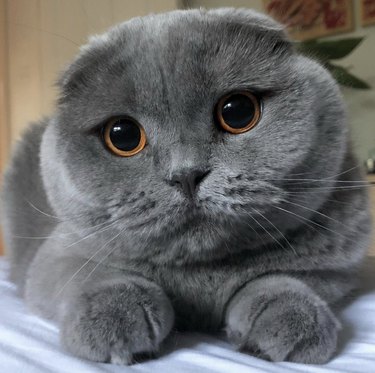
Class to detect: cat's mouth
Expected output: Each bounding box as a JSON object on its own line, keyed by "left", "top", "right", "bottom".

{"left": 123, "top": 192, "right": 237, "bottom": 239}
{"left": 144, "top": 203, "right": 211, "bottom": 235}
{"left": 165, "top": 201, "right": 232, "bottom": 235}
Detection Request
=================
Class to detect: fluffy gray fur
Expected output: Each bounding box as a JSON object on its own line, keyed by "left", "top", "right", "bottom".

{"left": 1, "top": 8, "right": 372, "bottom": 365}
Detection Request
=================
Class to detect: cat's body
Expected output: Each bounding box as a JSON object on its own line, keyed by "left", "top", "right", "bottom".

{"left": 1, "top": 8, "right": 372, "bottom": 365}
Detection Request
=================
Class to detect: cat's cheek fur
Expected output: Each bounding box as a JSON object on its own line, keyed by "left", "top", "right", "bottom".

{"left": 40, "top": 124, "right": 92, "bottom": 217}
{"left": 226, "top": 275, "right": 341, "bottom": 363}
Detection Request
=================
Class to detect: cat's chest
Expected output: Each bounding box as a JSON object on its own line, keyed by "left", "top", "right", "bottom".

{"left": 144, "top": 261, "right": 256, "bottom": 331}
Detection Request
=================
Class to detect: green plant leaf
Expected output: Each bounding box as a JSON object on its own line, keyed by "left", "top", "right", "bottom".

{"left": 327, "top": 63, "right": 371, "bottom": 89}
{"left": 297, "top": 40, "right": 323, "bottom": 59}
{"left": 298, "top": 37, "right": 364, "bottom": 61}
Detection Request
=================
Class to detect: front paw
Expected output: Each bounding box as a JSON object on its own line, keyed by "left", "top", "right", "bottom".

{"left": 226, "top": 280, "right": 341, "bottom": 364}
{"left": 60, "top": 279, "right": 174, "bottom": 364}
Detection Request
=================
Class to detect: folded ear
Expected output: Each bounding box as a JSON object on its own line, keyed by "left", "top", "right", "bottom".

{"left": 57, "top": 25, "right": 123, "bottom": 103}
{"left": 207, "top": 7, "right": 293, "bottom": 56}
{"left": 208, "top": 7, "right": 286, "bottom": 32}
{"left": 57, "top": 43, "right": 107, "bottom": 102}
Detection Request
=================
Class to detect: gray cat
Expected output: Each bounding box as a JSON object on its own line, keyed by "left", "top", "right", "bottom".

{"left": 1, "top": 8, "right": 372, "bottom": 365}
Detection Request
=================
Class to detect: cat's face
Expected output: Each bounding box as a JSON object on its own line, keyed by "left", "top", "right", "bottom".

{"left": 41, "top": 9, "right": 346, "bottom": 262}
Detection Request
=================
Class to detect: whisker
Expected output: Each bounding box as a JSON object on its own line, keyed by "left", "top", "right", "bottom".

{"left": 54, "top": 229, "right": 123, "bottom": 299}
{"left": 11, "top": 235, "right": 68, "bottom": 240}
{"left": 81, "top": 215, "right": 168, "bottom": 285}
{"left": 24, "top": 198, "right": 91, "bottom": 222}
{"left": 237, "top": 214, "right": 268, "bottom": 247}
{"left": 53, "top": 212, "right": 159, "bottom": 299}
{"left": 269, "top": 179, "right": 370, "bottom": 185}
{"left": 270, "top": 164, "right": 362, "bottom": 179}
{"left": 281, "top": 199, "right": 352, "bottom": 231}
{"left": 288, "top": 193, "right": 355, "bottom": 207}
{"left": 269, "top": 205, "right": 323, "bottom": 237}
{"left": 273, "top": 205, "right": 353, "bottom": 243}
{"left": 252, "top": 207, "right": 297, "bottom": 255}
{"left": 81, "top": 231, "right": 126, "bottom": 285}
{"left": 10, "top": 216, "right": 116, "bottom": 240}
{"left": 61, "top": 222, "right": 118, "bottom": 250}
{"left": 283, "top": 185, "right": 374, "bottom": 194}
{"left": 245, "top": 212, "right": 287, "bottom": 252}
{"left": 67, "top": 212, "right": 166, "bottom": 292}
{"left": 25, "top": 200, "right": 62, "bottom": 221}
{"left": 325, "top": 164, "right": 362, "bottom": 180}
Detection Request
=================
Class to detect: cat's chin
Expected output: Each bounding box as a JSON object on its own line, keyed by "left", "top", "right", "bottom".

{"left": 158, "top": 201, "right": 245, "bottom": 235}
{"left": 118, "top": 198, "right": 254, "bottom": 259}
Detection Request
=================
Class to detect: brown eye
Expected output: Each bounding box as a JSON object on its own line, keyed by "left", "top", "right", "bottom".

{"left": 103, "top": 117, "right": 146, "bottom": 157}
{"left": 216, "top": 91, "right": 261, "bottom": 134}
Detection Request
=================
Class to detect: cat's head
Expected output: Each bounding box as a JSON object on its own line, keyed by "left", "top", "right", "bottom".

{"left": 40, "top": 8, "right": 347, "bottom": 263}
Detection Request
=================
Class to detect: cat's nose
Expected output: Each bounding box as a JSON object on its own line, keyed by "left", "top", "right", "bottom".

{"left": 168, "top": 168, "right": 210, "bottom": 199}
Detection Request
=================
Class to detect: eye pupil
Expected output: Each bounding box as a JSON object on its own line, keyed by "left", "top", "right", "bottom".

{"left": 103, "top": 117, "right": 146, "bottom": 157}
{"left": 222, "top": 94, "right": 255, "bottom": 129}
{"left": 216, "top": 91, "right": 261, "bottom": 134}
{"left": 110, "top": 120, "right": 141, "bottom": 151}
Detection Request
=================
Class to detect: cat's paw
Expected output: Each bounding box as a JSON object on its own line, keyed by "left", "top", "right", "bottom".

{"left": 226, "top": 289, "right": 341, "bottom": 364}
{"left": 60, "top": 279, "right": 174, "bottom": 364}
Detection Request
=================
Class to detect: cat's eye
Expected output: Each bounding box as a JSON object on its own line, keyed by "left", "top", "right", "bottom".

{"left": 216, "top": 91, "right": 261, "bottom": 134}
{"left": 103, "top": 117, "right": 146, "bottom": 157}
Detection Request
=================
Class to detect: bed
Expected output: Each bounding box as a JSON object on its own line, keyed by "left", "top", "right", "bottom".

{"left": 1, "top": 257, "right": 375, "bottom": 373}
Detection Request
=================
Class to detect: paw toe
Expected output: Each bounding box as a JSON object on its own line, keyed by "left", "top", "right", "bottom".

{"left": 109, "top": 350, "right": 132, "bottom": 365}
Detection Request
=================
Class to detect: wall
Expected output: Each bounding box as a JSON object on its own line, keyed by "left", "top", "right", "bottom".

{"left": 0, "top": 0, "right": 9, "bottom": 172}
{"left": 186, "top": 0, "right": 375, "bottom": 163}
{"left": 4, "top": 0, "right": 179, "bottom": 144}
{"left": 0, "top": 0, "right": 9, "bottom": 255}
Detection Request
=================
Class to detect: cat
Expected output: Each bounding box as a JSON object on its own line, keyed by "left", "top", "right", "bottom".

{"left": 1, "top": 8, "right": 372, "bottom": 365}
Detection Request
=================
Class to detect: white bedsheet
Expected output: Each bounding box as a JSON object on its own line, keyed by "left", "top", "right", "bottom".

{"left": 1, "top": 257, "right": 375, "bottom": 373}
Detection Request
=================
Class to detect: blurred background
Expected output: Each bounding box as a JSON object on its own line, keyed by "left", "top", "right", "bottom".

{"left": 0, "top": 0, "right": 374, "bottom": 254}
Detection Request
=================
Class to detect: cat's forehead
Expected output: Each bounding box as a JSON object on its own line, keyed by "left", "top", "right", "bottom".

{"left": 103, "top": 8, "right": 291, "bottom": 83}
{"left": 58, "top": 9, "right": 293, "bottom": 128}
